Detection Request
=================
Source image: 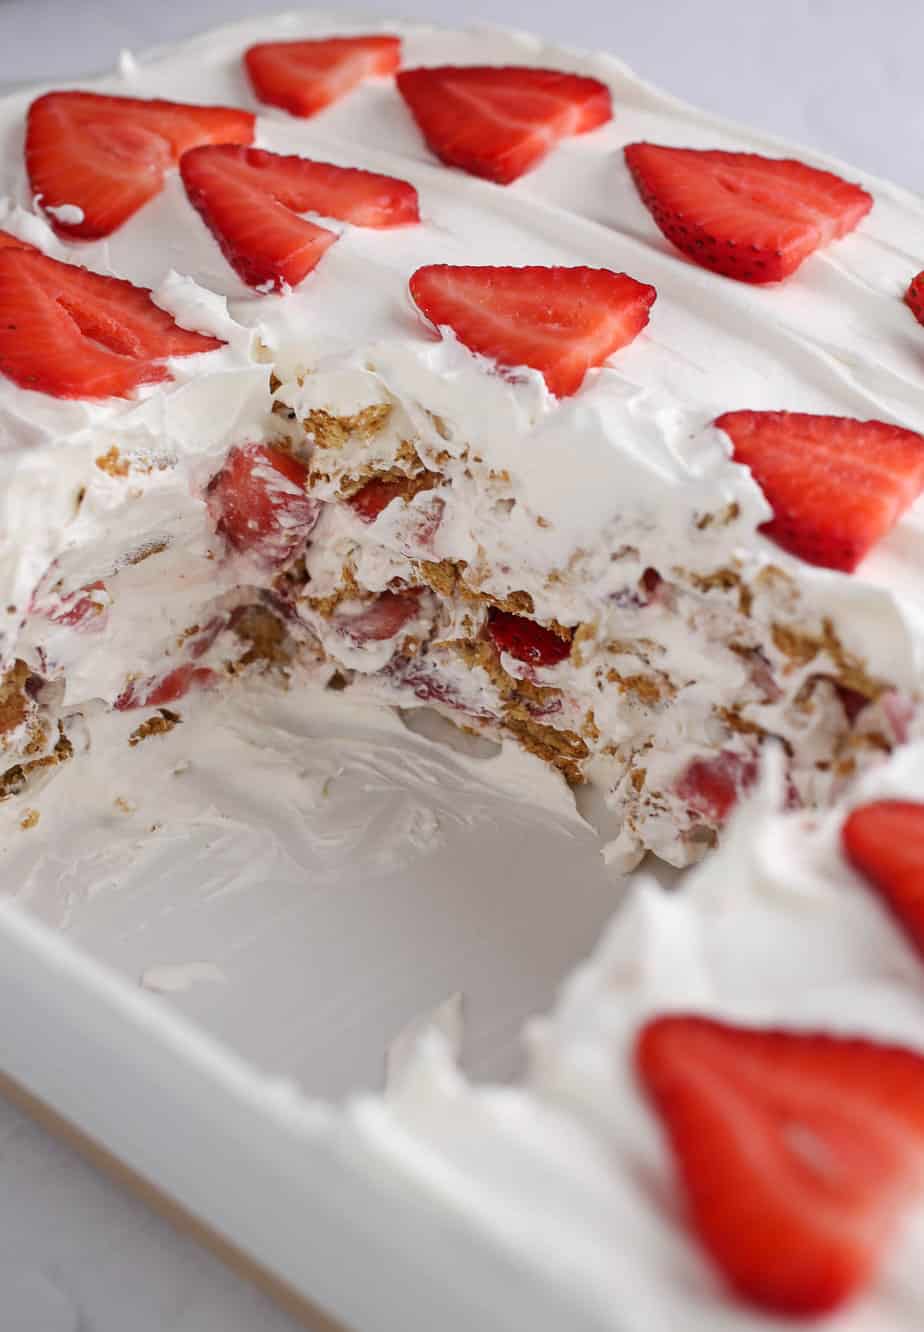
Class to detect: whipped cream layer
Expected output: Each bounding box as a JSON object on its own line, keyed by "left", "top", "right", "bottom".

{"left": 0, "top": 12, "right": 922, "bottom": 847}
{"left": 366, "top": 743, "right": 924, "bottom": 1332}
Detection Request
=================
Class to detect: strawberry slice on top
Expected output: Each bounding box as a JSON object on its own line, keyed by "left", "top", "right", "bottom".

{"left": 0, "top": 230, "right": 37, "bottom": 252}
{"left": 0, "top": 250, "right": 223, "bottom": 400}
{"left": 715, "top": 410, "right": 924, "bottom": 572}
{"left": 397, "top": 65, "right": 611, "bottom": 185}
{"left": 180, "top": 144, "right": 419, "bottom": 292}
{"left": 409, "top": 265, "right": 655, "bottom": 398}
{"left": 26, "top": 92, "right": 255, "bottom": 240}
{"left": 842, "top": 800, "right": 924, "bottom": 961}
{"left": 624, "top": 143, "right": 872, "bottom": 283}
{"left": 637, "top": 1014, "right": 924, "bottom": 1316}
{"left": 905, "top": 272, "right": 924, "bottom": 328}
{"left": 244, "top": 35, "right": 401, "bottom": 119}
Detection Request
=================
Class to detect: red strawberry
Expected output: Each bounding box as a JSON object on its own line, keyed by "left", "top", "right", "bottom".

{"left": 904, "top": 272, "right": 924, "bottom": 328}
{"left": 206, "top": 443, "right": 319, "bottom": 565}
{"left": 0, "top": 250, "right": 223, "bottom": 400}
{"left": 348, "top": 477, "right": 406, "bottom": 523}
{"left": 636, "top": 1014, "right": 924, "bottom": 1316}
{"left": 842, "top": 801, "right": 924, "bottom": 960}
{"left": 624, "top": 143, "right": 872, "bottom": 284}
{"left": 410, "top": 265, "right": 655, "bottom": 397}
{"left": 115, "top": 663, "right": 216, "bottom": 711}
{"left": 0, "top": 230, "right": 37, "bottom": 252}
{"left": 26, "top": 92, "right": 254, "bottom": 240}
{"left": 387, "top": 654, "right": 496, "bottom": 722}
{"left": 335, "top": 590, "right": 421, "bottom": 643}
{"left": 715, "top": 411, "right": 924, "bottom": 572}
{"left": 487, "top": 608, "right": 571, "bottom": 667}
{"left": 675, "top": 751, "right": 757, "bottom": 823}
{"left": 180, "top": 145, "right": 417, "bottom": 291}
{"left": 185, "top": 615, "right": 227, "bottom": 661}
{"left": 397, "top": 66, "right": 611, "bottom": 185}
{"left": 46, "top": 580, "right": 108, "bottom": 630}
{"left": 244, "top": 36, "right": 401, "bottom": 119}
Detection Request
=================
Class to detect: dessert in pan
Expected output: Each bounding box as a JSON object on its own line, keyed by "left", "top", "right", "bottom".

{"left": 1, "top": 12, "right": 924, "bottom": 1325}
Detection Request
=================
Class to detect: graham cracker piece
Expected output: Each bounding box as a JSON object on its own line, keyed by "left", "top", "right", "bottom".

{"left": 304, "top": 404, "right": 392, "bottom": 450}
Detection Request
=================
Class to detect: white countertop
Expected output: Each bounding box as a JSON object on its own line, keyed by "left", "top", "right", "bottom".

{"left": 1, "top": 1, "right": 921, "bottom": 1329}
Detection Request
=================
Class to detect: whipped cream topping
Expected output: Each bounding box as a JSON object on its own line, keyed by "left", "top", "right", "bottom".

{"left": 367, "top": 744, "right": 924, "bottom": 1331}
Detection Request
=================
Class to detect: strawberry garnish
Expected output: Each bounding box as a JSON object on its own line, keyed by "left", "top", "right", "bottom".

{"left": 244, "top": 36, "right": 401, "bottom": 119}
{"left": 486, "top": 608, "right": 571, "bottom": 667}
{"left": 335, "top": 590, "right": 421, "bottom": 643}
{"left": 115, "top": 664, "right": 216, "bottom": 711}
{"left": 675, "top": 751, "right": 757, "bottom": 823}
{"left": 0, "top": 250, "right": 223, "bottom": 400}
{"left": 409, "top": 265, "right": 655, "bottom": 397}
{"left": 0, "top": 230, "right": 37, "bottom": 252}
{"left": 637, "top": 1014, "right": 924, "bottom": 1316}
{"left": 206, "top": 443, "right": 319, "bottom": 565}
{"left": 715, "top": 410, "right": 924, "bottom": 572}
{"left": 26, "top": 92, "right": 254, "bottom": 240}
{"left": 843, "top": 801, "right": 924, "bottom": 960}
{"left": 397, "top": 65, "right": 611, "bottom": 184}
{"left": 624, "top": 143, "right": 872, "bottom": 283}
{"left": 180, "top": 145, "right": 418, "bottom": 291}
{"left": 904, "top": 272, "right": 924, "bottom": 328}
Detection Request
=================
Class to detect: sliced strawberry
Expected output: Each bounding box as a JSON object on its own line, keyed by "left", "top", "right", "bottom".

{"left": 185, "top": 614, "right": 227, "bottom": 661}
{"left": 636, "top": 1014, "right": 924, "bottom": 1316}
{"left": 410, "top": 265, "right": 654, "bottom": 397}
{"left": 206, "top": 443, "right": 319, "bottom": 565}
{"left": 387, "top": 654, "right": 496, "bottom": 723}
{"left": 904, "top": 272, "right": 924, "bottom": 328}
{"left": 834, "top": 682, "right": 870, "bottom": 724}
{"left": 348, "top": 477, "right": 406, "bottom": 523}
{"left": 26, "top": 92, "right": 254, "bottom": 240}
{"left": 397, "top": 66, "right": 611, "bottom": 184}
{"left": 715, "top": 411, "right": 924, "bottom": 572}
{"left": 180, "top": 145, "right": 417, "bottom": 291}
{"left": 624, "top": 143, "right": 872, "bottom": 283}
{"left": 244, "top": 36, "right": 401, "bottom": 119}
{"left": 46, "top": 579, "right": 108, "bottom": 630}
{"left": 0, "top": 250, "right": 223, "bottom": 400}
{"left": 413, "top": 495, "right": 445, "bottom": 548}
{"left": 335, "top": 590, "right": 421, "bottom": 643}
{"left": 842, "top": 801, "right": 924, "bottom": 960}
{"left": 675, "top": 751, "right": 757, "bottom": 823}
{"left": 115, "top": 663, "right": 216, "bottom": 711}
{"left": 486, "top": 608, "right": 571, "bottom": 667}
{"left": 0, "top": 230, "right": 37, "bottom": 252}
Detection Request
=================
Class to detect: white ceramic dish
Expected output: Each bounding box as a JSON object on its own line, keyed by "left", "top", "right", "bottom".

{"left": 0, "top": 682, "right": 641, "bottom": 1332}
{"left": 2, "top": 10, "right": 922, "bottom": 1331}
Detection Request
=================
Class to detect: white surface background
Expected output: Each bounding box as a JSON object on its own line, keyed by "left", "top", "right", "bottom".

{"left": 0, "top": 2, "right": 921, "bottom": 1330}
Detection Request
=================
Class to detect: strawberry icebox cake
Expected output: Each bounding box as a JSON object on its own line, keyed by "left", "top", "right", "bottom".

{"left": 2, "top": 8, "right": 924, "bottom": 1329}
